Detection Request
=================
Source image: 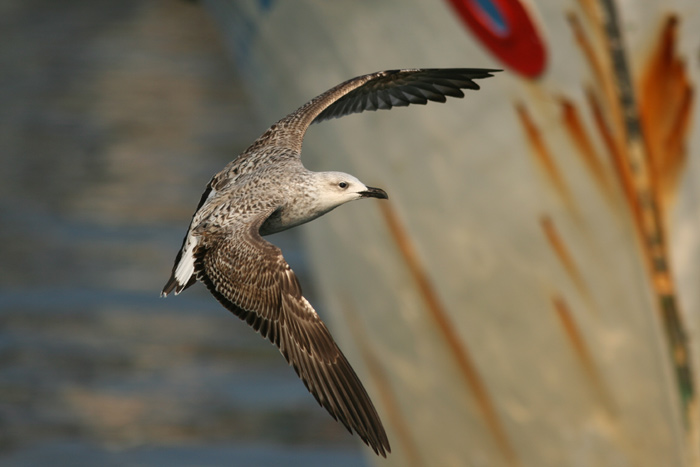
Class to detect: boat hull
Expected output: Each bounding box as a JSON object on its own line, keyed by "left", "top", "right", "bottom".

{"left": 205, "top": 1, "right": 700, "bottom": 465}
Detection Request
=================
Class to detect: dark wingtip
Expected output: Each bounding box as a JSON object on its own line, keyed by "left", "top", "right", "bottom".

{"left": 161, "top": 275, "right": 195, "bottom": 297}
{"left": 161, "top": 277, "right": 176, "bottom": 297}
{"left": 467, "top": 68, "right": 503, "bottom": 78}
{"left": 374, "top": 436, "right": 391, "bottom": 457}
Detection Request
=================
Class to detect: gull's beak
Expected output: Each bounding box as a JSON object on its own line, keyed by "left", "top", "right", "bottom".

{"left": 359, "top": 186, "right": 388, "bottom": 200}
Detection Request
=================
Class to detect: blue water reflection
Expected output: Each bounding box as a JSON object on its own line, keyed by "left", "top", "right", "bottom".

{"left": 0, "top": 1, "right": 367, "bottom": 465}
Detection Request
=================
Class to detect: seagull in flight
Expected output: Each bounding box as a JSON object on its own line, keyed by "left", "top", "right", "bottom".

{"left": 161, "top": 68, "right": 499, "bottom": 456}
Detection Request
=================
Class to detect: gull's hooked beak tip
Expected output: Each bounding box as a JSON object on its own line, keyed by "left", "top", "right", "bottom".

{"left": 359, "top": 186, "right": 388, "bottom": 200}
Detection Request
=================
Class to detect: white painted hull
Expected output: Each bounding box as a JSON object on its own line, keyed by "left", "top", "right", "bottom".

{"left": 205, "top": 1, "right": 700, "bottom": 465}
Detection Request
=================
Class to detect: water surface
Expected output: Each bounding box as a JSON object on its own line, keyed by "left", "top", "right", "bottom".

{"left": 0, "top": 1, "right": 367, "bottom": 465}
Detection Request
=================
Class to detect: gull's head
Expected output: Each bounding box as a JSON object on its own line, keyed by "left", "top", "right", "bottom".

{"left": 313, "top": 171, "right": 388, "bottom": 212}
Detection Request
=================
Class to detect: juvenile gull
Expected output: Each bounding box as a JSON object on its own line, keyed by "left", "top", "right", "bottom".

{"left": 161, "top": 68, "right": 498, "bottom": 456}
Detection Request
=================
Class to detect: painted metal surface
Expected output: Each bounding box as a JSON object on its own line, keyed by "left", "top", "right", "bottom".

{"left": 204, "top": 0, "right": 700, "bottom": 465}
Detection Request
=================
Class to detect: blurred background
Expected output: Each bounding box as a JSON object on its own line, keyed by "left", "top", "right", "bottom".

{"left": 0, "top": 1, "right": 366, "bottom": 466}
{"left": 3, "top": 0, "right": 700, "bottom": 466}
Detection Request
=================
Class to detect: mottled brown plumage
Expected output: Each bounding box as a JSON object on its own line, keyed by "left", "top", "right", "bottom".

{"left": 161, "top": 68, "right": 499, "bottom": 456}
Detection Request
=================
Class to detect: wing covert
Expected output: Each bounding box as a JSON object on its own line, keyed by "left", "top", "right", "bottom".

{"left": 192, "top": 210, "right": 390, "bottom": 456}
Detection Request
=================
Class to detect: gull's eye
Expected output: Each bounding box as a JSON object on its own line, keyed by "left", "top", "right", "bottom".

{"left": 338, "top": 182, "right": 348, "bottom": 189}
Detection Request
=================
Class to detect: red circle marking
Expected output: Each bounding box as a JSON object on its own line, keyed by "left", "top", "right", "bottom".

{"left": 447, "top": 0, "right": 547, "bottom": 78}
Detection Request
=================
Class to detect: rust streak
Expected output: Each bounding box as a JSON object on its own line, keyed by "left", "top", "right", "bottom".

{"left": 595, "top": 3, "right": 696, "bottom": 432}
{"left": 665, "top": 85, "right": 693, "bottom": 176}
{"left": 638, "top": 15, "right": 694, "bottom": 212}
{"left": 663, "top": 85, "right": 693, "bottom": 203}
{"left": 339, "top": 299, "right": 424, "bottom": 467}
{"left": 586, "top": 88, "right": 645, "bottom": 234}
{"left": 540, "top": 216, "right": 590, "bottom": 303}
{"left": 552, "top": 296, "right": 616, "bottom": 414}
{"left": 564, "top": 2, "right": 696, "bottom": 444}
{"left": 576, "top": 0, "right": 600, "bottom": 26}
{"left": 516, "top": 103, "right": 577, "bottom": 214}
{"left": 568, "top": 12, "right": 606, "bottom": 95}
{"left": 559, "top": 96, "right": 615, "bottom": 203}
{"left": 568, "top": 10, "right": 625, "bottom": 142}
{"left": 378, "top": 201, "right": 520, "bottom": 466}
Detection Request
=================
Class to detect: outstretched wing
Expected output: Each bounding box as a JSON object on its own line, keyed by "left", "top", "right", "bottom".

{"left": 192, "top": 209, "right": 391, "bottom": 457}
{"left": 312, "top": 68, "right": 499, "bottom": 123}
{"left": 248, "top": 68, "right": 500, "bottom": 153}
